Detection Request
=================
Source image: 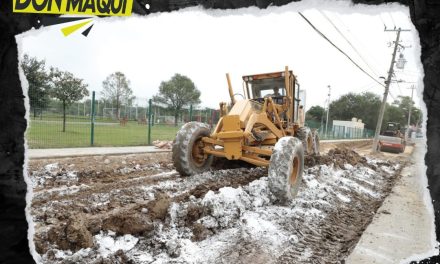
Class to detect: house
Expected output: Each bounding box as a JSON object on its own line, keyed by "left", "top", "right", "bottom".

{"left": 332, "top": 118, "right": 365, "bottom": 139}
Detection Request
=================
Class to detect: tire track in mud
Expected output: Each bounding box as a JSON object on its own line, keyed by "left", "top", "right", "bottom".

{"left": 30, "top": 147, "right": 409, "bottom": 263}
{"left": 198, "top": 157, "right": 404, "bottom": 264}
{"left": 32, "top": 170, "right": 179, "bottom": 206}
{"left": 31, "top": 159, "right": 267, "bottom": 256}
{"left": 276, "top": 165, "right": 403, "bottom": 263}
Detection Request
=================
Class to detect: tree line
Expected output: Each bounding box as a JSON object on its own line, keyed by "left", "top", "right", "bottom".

{"left": 22, "top": 54, "right": 89, "bottom": 132}
{"left": 21, "top": 54, "right": 202, "bottom": 131}
{"left": 306, "top": 91, "right": 422, "bottom": 131}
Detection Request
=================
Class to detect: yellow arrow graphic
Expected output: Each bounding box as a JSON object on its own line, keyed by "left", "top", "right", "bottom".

{"left": 61, "top": 19, "right": 93, "bottom": 37}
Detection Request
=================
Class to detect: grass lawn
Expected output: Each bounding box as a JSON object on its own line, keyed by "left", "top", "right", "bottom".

{"left": 27, "top": 120, "right": 180, "bottom": 149}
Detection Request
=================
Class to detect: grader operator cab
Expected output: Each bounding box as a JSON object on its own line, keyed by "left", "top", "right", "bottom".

{"left": 172, "top": 66, "right": 319, "bottom": 204}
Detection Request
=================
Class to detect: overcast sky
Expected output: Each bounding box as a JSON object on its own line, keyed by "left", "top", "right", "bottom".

{"left": 17, "top": 0, "right": 422, "bottom": 112}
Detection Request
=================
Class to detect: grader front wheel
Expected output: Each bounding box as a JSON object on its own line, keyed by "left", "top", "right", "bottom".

{"left": 172, "top": 122, "right": 213, "bottom": 176}
{"left": 268, "top": 137, "right": 304, "bottom": 204}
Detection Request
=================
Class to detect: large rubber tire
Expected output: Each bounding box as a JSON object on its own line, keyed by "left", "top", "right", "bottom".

{"left": 296, "top": 127, "right": 314, "bottom": 155}
{"left": 311, "top": 130, "right": 320, "bottom": 155}
{"left": 172, "top": 122, "right": 213, "bottom": 176}
{"left": 268, "top": 137, "right": 304, "bottom": 205}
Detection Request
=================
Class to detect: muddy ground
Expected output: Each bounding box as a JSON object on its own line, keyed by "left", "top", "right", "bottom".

{"left": 28, "top": 140, "right": 413, "bottom": 263}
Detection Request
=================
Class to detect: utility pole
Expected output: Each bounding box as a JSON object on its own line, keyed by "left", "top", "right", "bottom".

{"left": 372, "top": 27, "right": 411, "bottom": 152}
{"left": 406, "top": 85, "right": 416, "bottom": 139}
{"left": 325, "top": 85, "right": 331, "bottom": 137}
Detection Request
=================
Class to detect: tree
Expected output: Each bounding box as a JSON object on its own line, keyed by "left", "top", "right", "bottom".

{"left": 49, "top": 68, "right": 89, "bottom": 132}
{"left": 153, "top": 74, "right": 201, "bottom": 126}
{"left": 329, "top": 92, "right": 423, "bottom": 132}
{"left": 393, "top": 95, "right": 422, "bottom": 126}
{"left": 410, "top": 108, "right": 423, "bottom": 126}
{"left": 101, "top": 72, "right": 133, "bottom": 119}
{"left": 305, "top": 105, "right": 325, "bottom": 121}
{"left": 20, "top": 54, "right": 51, "bottom": 118}
{"left": 329, "top": 92, "right": 382, "bottom": 130}
{"left": 383, "top": 104, "right": 405, "bottom": 127}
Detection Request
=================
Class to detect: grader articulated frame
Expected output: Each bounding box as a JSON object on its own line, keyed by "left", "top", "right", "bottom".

{"left": 172, "top": 66, "right": 319, "bottom": 203}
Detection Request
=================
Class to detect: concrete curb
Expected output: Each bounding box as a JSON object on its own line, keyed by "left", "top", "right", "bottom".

{"left": 27, "top": 139, "right": 372, "bottom": 159}
{"left": 27, "top": 146, "right": 170, "bottom": 159}
{"left": 345, "top": 142, "right": 437, "bottom": 263}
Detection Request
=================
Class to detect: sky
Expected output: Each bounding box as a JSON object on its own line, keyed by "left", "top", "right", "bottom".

{"left": 17, "top": 0, "right": 423, "bottom": 112}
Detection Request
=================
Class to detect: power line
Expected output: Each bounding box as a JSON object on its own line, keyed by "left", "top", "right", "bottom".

{"left": 387, "top": 81, "right": 403, "bottom": 101}
{"left": 388, "top": 89, "right": 396, "bottom": 101}
{"left": 388, "top": 12, "right": 396, "bottom": 28}
{"left": 395, "top": 80, "right": 403, "bottom": 95}
{"left": 299, "top": 12, "right": 399, "bottom": 104}
{"left": 399, "top": 69, "right": 421, "bottom": 74}
{"left": 319, "top": 10, "right": 381, "bottom": 78}
{"left": 334, "top": 13, "right": 383, "bottom": 76}
{"left": 380, "top": 14, "right": 394, "bottom": 44}
{"left": 379, "top": 14, "right": 387, "bottom": 29}
{"left": 395, "top": 70, "right": 420, "bottom": 77}
{"left": 358, "top": 81, "right": 379, "bottom": 91}
{"left": 298, "top": 12, "right": 385, "bottom": 88}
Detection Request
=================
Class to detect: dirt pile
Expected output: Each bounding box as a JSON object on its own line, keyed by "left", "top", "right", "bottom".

{"left": 146, "top": 192, "right": 171, "bottom": 220}
{"left": 100, "top": 212, "right": 153, "bottom": 235}
{"left": 34, "top": 192, "right": 174, "bottom": 254}
{"left": 34, "top": 213, "right": 94, "bottom": 253}
{"left": 305, "top": 147, "right": 371, "bottom": 169}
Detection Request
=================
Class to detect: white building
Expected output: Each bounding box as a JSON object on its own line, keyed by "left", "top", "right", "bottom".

{"left": 332, "top": 117, "right": 365, "bottom": 139}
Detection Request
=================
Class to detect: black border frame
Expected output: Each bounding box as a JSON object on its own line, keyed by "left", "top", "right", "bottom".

{"left": 1, "top": 0, "right": 439, "bottom": 263}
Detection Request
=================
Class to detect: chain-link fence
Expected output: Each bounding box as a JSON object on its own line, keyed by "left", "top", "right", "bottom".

{"left": 26, "top": 92, "right": 220, "bottom": 148}
{"left": 305, "top": 119, "right": 374, "bottom": 140}
{"left": 27, "top": 90, "right": 376, "bottom": 149}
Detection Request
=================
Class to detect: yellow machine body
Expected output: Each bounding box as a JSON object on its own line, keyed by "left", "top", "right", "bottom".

{"left": 201, "top": 66, "right": 303, "bottom": 167}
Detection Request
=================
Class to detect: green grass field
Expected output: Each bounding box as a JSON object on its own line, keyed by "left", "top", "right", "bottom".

{"left": 27, "top": 120, "right": 180, "bottom": 148}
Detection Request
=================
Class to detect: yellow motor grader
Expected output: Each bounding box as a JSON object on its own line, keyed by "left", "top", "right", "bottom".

{"left": 172, "top": 66, "right": 319, "bottom": 203}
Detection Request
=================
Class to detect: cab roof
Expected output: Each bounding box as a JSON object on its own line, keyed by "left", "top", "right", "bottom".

{"left": 242, "top": 70, "right": 294, "bottom": 81}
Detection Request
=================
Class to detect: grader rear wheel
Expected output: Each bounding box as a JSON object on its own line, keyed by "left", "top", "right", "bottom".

{"left": 268, "top": 137, "right": 304, "bottom": 205}
{"left": 312, "top": 130, "right": 320, "bottom": 155}
{"left": 172, "top": 122, "right": 213, "bottom": 176}
{"left": 296, "top": 127, "right": 314, "bottom": 155}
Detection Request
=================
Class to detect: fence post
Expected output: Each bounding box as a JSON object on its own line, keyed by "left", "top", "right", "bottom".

{"left": 90, "top": 91, "right": 95, "bottom": 146}
{"left": 189, "top": 104, "right": 193, "bottom": 121}
{"left": 148, "top": 99, "right": 152, "bottom": 145}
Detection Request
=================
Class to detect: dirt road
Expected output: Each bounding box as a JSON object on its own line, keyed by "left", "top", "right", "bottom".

{"left": 27, "top": 141, "right": 412, "bottom": 263}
